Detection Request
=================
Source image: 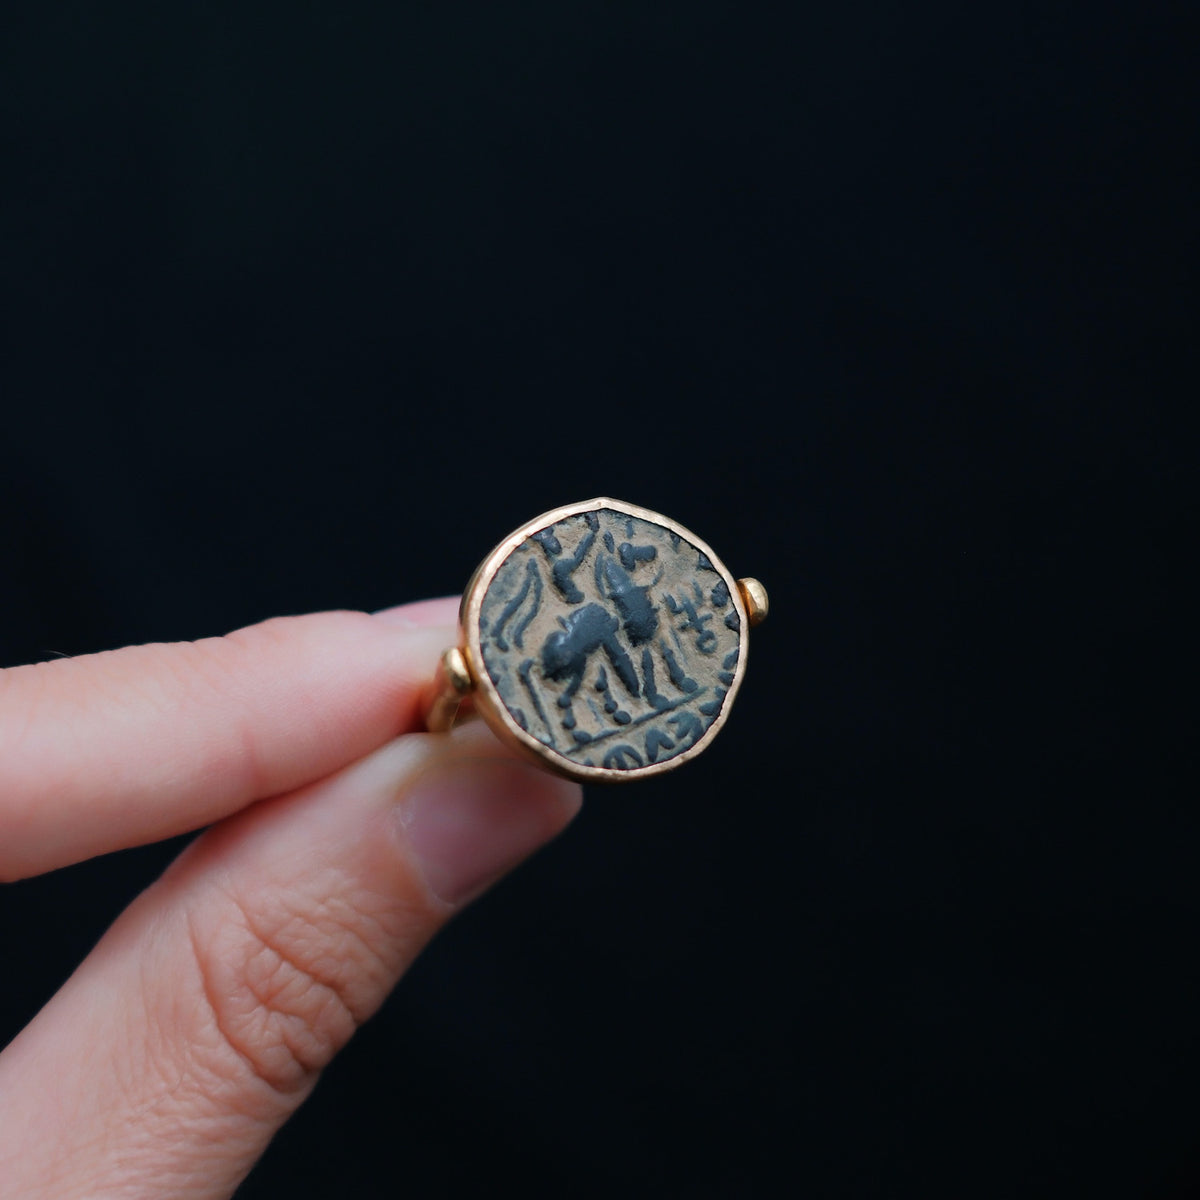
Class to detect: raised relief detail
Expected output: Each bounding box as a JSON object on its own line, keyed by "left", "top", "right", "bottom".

{"left": 478, "top": 508, "right": 740, "bottom": 770}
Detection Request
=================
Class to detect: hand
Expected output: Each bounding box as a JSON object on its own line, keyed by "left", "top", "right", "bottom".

{"left": 0, "top": 599, "right": 581, "bottom": 1198}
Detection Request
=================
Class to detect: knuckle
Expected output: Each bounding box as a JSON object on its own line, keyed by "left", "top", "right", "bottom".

{"left": 183, "top": 882, "right": 394, "bottom": 1099}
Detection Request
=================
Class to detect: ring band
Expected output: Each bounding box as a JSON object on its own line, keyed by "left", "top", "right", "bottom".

{"left": 422, "top": 497, "right": 768, "bottom": 783}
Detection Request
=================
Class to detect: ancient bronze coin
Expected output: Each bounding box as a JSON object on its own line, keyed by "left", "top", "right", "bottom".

{"left": 428, "top": 498, "right": 766, "bottom": 783}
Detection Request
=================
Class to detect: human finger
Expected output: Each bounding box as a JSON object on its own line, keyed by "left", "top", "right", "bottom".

{"left": 0, "top": 599, "right": 459, "bottom": 881}
{"left": 0, "top": 721, "right": 581, "bottom": 1199}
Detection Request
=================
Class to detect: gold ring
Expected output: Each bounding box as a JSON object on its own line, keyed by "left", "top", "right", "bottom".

{"left": 422, "top": 497, "right": 768, "bottom": 782}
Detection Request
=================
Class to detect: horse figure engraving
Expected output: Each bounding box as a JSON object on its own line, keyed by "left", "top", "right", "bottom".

{"left": 541, "top": 603, "right": 638, "bottom": 705}
{"left": 481, "top": 511, "right": 728, "bottom": 756}
{"left": 540, "top": 544, "right": 666, "bottom": 713}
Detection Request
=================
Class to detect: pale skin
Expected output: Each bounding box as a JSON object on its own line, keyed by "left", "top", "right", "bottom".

{"left": 0, "top": 597, "right": 582, "bottom": 1198}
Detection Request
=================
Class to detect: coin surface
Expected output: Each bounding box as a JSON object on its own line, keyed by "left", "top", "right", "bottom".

{"left": 463, "top": 499, "right": 749, "bottom": 780}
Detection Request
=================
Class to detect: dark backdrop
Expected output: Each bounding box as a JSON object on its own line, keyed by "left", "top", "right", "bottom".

{"left": 1, "top": 3, "right": 1192, "bottom": 1197}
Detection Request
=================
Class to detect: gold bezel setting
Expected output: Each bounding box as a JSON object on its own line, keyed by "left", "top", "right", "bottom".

{"left": 430, "top": 497, "right": 764, "bottom": 783}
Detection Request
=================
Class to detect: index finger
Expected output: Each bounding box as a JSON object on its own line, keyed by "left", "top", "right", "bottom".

{"left": 0, "top": 599, "right": 459, "bottom": 881}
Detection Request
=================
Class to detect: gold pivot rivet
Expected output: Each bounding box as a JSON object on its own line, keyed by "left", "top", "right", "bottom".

{"left": 423, "top": 647, "right": 477, "bottom": 733}
{"left": 442, "top": 647, "right": 475, "bottom": 695}
{"left": 737, "top": 577, "right": 769, "bottom": 627}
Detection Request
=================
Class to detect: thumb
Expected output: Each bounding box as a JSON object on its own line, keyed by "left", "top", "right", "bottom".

{"left": 0, "top": 723, "right": 581, "bottom": 1200}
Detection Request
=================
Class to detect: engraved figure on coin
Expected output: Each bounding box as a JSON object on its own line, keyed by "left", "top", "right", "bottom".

{"left": 478, "top": 509, "right": 740, "bottom": 770}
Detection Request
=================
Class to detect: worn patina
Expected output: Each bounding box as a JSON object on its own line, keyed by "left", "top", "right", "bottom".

{"left": 478, "top": 507, "right": 741, "bottom": 772}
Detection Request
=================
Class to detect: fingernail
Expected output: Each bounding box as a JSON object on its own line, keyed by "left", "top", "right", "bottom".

{"left": 398, "top": 758, "right": 581, "bottom": 906}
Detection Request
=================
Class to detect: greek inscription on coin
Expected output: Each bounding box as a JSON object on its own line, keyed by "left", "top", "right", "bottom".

{"left": 477, "top": 508, "right": 742, "bottom": 771}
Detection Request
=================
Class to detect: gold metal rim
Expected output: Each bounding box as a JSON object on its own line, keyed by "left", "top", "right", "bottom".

{"left": 459, "top": 497, "right": 752, "bottom": 784}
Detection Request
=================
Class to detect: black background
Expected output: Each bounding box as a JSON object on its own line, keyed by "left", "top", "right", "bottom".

{"left": 0, "top": 3, "right": 1193, "bottom": 1196}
